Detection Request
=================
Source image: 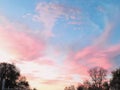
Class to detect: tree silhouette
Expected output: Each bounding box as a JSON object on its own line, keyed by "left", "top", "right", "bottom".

{"left": 0, "top": 62, "right": 20, "bottom": 89}
{"left": 110, "top": 68, "right": 120, "bottom": 90}
{"left": 83, "top": 80, "right": 91, "bottom": 90}
{"left": 0, "top": 62, "right": 34, "bottom": 90}
{"left": 103, "top": 81, "right": 109, "bottom": 90}
{"left": 16, "top": 76, "right": 30, "bottom": 89}
{"left": 77, "top": 85, "right": 84, "bottom": 90}
{"left": 88, "top": 67, "right": 107, "bottom": 90}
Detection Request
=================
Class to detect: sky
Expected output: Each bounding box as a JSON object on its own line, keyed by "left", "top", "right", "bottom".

{"left": 0, "top": 0, "right": 120, "bottom": 90}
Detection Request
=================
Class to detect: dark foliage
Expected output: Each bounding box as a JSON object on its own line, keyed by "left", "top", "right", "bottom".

{"left": 0, "top": 62, "right": 31, "bottom": 89}
{"left": 0, "top": 63, "right": 20, "bottom": 89}
{"left": 110, "top": 68, "right": 120, "bottom": 90}
{"left": 77, "top": 85, "right": 84, "bottom": 90}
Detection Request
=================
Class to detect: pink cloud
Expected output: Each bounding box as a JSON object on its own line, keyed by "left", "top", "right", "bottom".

{"left": 34, "top": 59, "right": 55, "bottom": 66}
{"left": 63, "top": 58, "right": 88, "bottom": 76}
{"left": 41, "top": 80, "right": 61, "bottom": 85}
{"left": 60, "top": 44, "right": 120, "bottom": 83}
{"left": 0, "top": 16, "right": 45, "bottom": 60}
{"left": 73, "top": 46, "right": 112, "bottom": 68}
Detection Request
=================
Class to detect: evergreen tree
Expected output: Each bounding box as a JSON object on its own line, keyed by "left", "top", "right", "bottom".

{"left": 110, "top": 68, "right": 120, "bottom": 90}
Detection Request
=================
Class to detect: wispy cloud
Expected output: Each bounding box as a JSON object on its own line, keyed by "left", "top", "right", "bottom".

{"left": 95, "top": 5, "right": 120, "bottom": 45}
{"left": 33, "top": 2, "right": 81, "bottom": 38}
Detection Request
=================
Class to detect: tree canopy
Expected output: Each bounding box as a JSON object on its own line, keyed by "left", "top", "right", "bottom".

{"left": 110, "top": 68, "right": 120, "bottom": 90}
{"left": 0, "top": 62, "right": 20, "bottom": 89}
{"left": 0, "top": 62, "right": 35, "bottom": 90}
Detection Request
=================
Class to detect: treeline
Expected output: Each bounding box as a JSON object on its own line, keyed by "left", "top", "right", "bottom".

{"left": 0, "top": 62, "right": 37, "bottom": 90}
{"left": 0, "top": 62, "right": 119, "bottom": 90}
{"left": 65, "top": 67, "right": 120, "bottom": 90}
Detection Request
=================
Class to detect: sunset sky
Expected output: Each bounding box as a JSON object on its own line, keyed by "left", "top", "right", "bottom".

{"left": 0, "top": 0, "right": 120, "bottom": 90}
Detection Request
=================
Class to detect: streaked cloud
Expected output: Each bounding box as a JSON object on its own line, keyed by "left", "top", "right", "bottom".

{"left": 33, "top": 2, "right": 81, "bottom": 38}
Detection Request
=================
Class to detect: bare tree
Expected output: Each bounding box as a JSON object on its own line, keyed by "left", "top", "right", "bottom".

{"left": 83, "top": 80, "right": 91, "bottom": 89}
{"left": 88, "top": 67, "right": 107, "bottom": 89}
